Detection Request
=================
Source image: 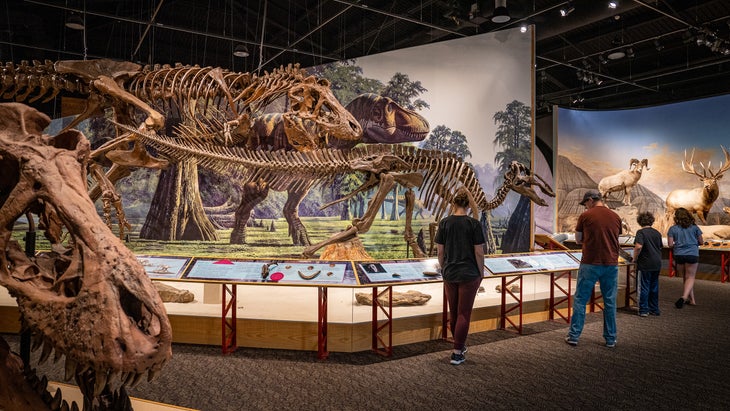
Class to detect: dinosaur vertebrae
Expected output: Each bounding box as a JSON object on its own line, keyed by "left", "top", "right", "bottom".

{"left": 1, "top": 60, "right": 89, "bottom": 103}
{"left": 122, "top": 124, "right": 493, "bottom": 220}
{"left": 1, "top": 59, "right": 308, "bottom": 123}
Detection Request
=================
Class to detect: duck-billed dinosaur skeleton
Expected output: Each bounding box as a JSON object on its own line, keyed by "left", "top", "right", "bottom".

{"left": 0, "top": 103, "right": 172, "bottom": 410}
{"left": 115, "top": 121, "right": 555, "bottom": 257}
{"left": 1, "top": 59, "right": 363, "bottom": 241}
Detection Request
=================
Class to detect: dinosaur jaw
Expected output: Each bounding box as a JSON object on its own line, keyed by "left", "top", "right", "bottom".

{"left": 0, "top": 102, "right": 171, "bottom": 406}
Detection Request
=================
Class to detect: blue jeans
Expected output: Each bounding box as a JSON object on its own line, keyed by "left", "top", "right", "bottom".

{"left": 568, "top": 264, "right": 618, "bottom": 344}
{"left": 638, "top": 269, "right": 660, "bottom": 315}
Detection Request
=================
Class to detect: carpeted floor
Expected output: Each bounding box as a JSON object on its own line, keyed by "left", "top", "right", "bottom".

{"left": 5, "top": 275, "right": 730, "bottom": 410}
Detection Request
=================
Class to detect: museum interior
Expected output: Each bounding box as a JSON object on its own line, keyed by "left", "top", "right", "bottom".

{"left": 2, "top": 1, "right": 730, "bottom": 410}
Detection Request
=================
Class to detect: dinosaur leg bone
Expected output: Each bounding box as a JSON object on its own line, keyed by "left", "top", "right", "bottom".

{"left": 303, "top": 173, "right": 396, "bottom": 258}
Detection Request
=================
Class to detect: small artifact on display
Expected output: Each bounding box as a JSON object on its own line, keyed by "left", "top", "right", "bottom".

{"left": 495, "top": 284, "right": 521, "bottom": 293}
{"left": 138, "top": 255, "right": 193, "bottom": 279}
{"left": 355, "top": 290, "right": 432, "bottom": 306}
{"left": 154, "top": 282, "right": 195, "bottom": 303}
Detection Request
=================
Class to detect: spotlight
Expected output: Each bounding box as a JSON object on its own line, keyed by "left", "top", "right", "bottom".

{"left": 654, "top": 39, "right": 664, "bottom": 51}
{"left": 233, "top": 44, "right": 249, "bottom": 57}
{"left": 599, "top": 54, "right": 608, "bottom": 64}
{"left": 625, "top": 47, "right": 635, "bottom": 58}
{"left": 607, "top": 49, "right": 626, "bottom": 60}
{"left": 608, "top": 1, "right": 618, "bottom": 9}
{"left": 520, "top": 24, "right": 528, "bottom": 33}
{"left": 560, "top": 3, "right": 575, "bottom": 17}
{"left": 65, "top": 14, "right": 85, "bottom": 30}
{"left": 595, "top": 77, "right": 604, "bottom": 86}
{"left": 492, "top": 0, "right": 510, "bottom": 23}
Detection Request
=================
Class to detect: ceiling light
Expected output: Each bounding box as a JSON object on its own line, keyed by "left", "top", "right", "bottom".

{"left": 520, "top": 24, "right": 527, "bottom": 33}
{"left": 599, "top": 54, "right": 608, "bottom": 64}
{"left": 608, "top": 1, "right": 618, "bottom": 9}
{"left": 65, "top": 14, "right": 85, "bottom": 31}
{"left": 233, "top": 44, "right": 249, "bottom": 57}
{"left": 607, "top": 49, "right": 626, "bottom": 60}
{"left": 595, "top": 77, "right": 604, "bottom": 86}
{"left": 560, "top": 3, "right": 575, "bottom": 17}
{"left": 625, "top": 47, "right": 635, "bottom": 58}
{"left": 654, "top": 39, "right": 664, "bottom": 51}
{"left": 491, "top": 0, "right": 510, "bottom": 23}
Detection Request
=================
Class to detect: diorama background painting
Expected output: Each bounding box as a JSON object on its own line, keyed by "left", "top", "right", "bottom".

{"left": 39, "top": 27, "right": 538, "bottom": 257}
{"left": 556, "top": 94, "right": 730, "bottom": 233}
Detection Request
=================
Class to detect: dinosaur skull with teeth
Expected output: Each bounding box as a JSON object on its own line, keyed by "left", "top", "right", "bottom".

{"left": 0, "top": 102, "right": 172, "bottom": 409}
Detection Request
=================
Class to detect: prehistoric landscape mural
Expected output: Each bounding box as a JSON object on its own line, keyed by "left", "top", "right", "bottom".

{"left": 556, "top": 94, "right": 730, "bottom": 237}
{"left": 34, "top": 26, "right": 541, "bottom": 259}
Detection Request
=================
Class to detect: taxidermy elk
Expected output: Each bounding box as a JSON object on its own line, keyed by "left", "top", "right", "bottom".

{"left": 598, "top": 158, "right": 649, "bottom": 206}
{"left": 665, "top": 146, "right": 730, "bottom": 225}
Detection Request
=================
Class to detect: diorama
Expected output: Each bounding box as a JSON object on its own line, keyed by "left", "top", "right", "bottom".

{"left": 556, "top": 94, "right": 730, "bottom": 237}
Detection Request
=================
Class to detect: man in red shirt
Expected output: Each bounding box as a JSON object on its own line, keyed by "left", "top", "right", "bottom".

{"left": 565, "top": 191, "right": 622, "bottom": 348}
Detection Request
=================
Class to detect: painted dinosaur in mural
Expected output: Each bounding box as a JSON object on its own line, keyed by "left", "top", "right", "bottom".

{"left": 115, "top": 121, "right": 555, "bottom": 257}
{"left": 1, "top": 59, "right": 363, "bottom": 241}
{"left": 0, "top": 103, "right": 172, "bottom": 410}
{"left": 224, "top": 92, "right": 431, "bottom": 245}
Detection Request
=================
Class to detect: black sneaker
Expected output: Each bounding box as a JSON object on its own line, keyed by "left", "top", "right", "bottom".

{"left": 450, "top": 352, "right": 466, "bottom": 365}
{"left": 675, "top": 298, "right": 684, "bottom": 309}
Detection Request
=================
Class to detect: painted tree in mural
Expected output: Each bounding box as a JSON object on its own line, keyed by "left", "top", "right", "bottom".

{"left": 491, "top": 99, "right": 533, "bottom": 253}
{"left": 308, "top": 61, "right": 382, "bottom": 221}
{"left": 379, "top": 72, "right": 430, "bottom": 221}
{"left": 419, "top": 125, "right": 472, "bottom": 160}
{"left": 492, "top": 100, "right": 532, "bottom": 177}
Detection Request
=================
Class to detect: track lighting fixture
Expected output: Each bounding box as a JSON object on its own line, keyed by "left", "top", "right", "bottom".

{"left": 492, "top": 0, "right": 510, "bottom": 23}
{"left": 560, "top": 3, "right": 575, "bottom": 17}
{"left": 65, "top": 14, "right": 85, "bottom": 30}
{"left": 233, "top": 44, "right": 249, "bottom": 57}
{"left": 608, "top": 1, "right": 618, "bottom": 9}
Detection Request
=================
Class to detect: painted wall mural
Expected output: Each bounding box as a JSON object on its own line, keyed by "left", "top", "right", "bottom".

{"left": 556, "top": 94, "right": 730, "bottom": 237}
{"left": 30, "top": 26, "right": 538, "bottom": 259}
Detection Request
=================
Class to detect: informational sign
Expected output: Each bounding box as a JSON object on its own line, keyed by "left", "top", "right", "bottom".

{"left": 483, "top": 251, "right": 579, "bottom": 275}
{"left": 355, "top": 258, "right": 442, "bottom": 285}
{"left": 181, "top": 257, "right": 357, "bottom": 286}
{"left": 136, "top": 255, "right": 192, "bottom": 279}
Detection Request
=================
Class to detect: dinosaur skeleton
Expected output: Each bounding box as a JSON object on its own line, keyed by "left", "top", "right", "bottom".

{"left": 2, "top": 59, "right": 363, "bottom": 241}
{"left": 226, "top": 93, "right": 430, "bottom": 245}
{"left": 0, "top": 103, "right": 172, "bottom": 410}
{"left": 115, "top": 121, "right": 555, "bottom": 257}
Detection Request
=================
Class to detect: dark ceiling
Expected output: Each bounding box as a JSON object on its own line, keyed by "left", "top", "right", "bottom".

{"left": 2, "top": 0, "right": 730, "bottom": 117}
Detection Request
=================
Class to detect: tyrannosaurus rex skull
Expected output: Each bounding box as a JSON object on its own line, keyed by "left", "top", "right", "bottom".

{"left": 0, "top": 103, "right": 172, "bottom": 405}
{"left": 283, "top": 76, "right": 363, "bottom": 151}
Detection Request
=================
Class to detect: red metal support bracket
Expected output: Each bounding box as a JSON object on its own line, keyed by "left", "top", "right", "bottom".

{"left": 317, "top": 286, "right": 329, "bottom": 360}
{"left": 371, "top": 286, "right": 393, "bottom": 357}
{"left": 499, "top": 275, "right": 523, "bottom": 334}
{"left": 549, "top": 271, "right": 572, "bottom": 323}
{"left": 221, "top": 283, "right": 237, "bottom": 355}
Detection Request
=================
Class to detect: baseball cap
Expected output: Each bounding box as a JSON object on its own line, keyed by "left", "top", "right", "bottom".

{"left": 579, "top": 190, "right": 602, "bottom": 205}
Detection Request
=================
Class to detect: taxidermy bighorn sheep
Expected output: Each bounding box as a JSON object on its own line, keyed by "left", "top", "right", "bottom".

{"left": 665, "top": 146, "right": 730, "bottom": 225}
{"left": 598, "top": 158, "right": 649, "bottom": 206}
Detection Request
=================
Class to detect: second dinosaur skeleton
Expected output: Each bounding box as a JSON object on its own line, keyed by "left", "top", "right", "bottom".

{"left": 115, "top": 122, "right": 555, "bottom": 257}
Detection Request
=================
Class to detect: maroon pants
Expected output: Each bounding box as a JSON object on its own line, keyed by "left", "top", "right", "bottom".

{"left": 444, "top": 276, "right": 482, "bottom": 352}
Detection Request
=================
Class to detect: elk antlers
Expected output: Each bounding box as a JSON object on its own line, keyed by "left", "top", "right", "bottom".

{"left": 682, "top": 146, "right": 730, "bottom": 178}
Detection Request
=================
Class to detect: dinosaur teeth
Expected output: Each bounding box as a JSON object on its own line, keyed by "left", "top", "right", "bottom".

{"left": 49, "top": 387, "right": 63, "bottom": 409}
{"left": 147, "top": 367, "right": 159, "bottom": 382}
{"left": 38, "top": 338, "right": 53, "bottom": 365}
{"left": 93, "top": 369, "right": 108, "bottom": 397}
{"left": 130, "top": 372, "right": 145, "bottom": 388}
{"left": 64, "top": 357, "right": 77, "bottom": 381}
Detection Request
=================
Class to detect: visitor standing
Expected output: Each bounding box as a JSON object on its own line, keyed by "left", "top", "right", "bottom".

{"left": 435, "top": 188, "right": 485, "bottom": 365}
{"left": 565, "top": 191, "right": 622, "bottom": 348}
{"left": 667, "top": 207, "right": 703, "bottom": 308}
{"left": 633, "top": 212, "right": 664, "bottom": 316}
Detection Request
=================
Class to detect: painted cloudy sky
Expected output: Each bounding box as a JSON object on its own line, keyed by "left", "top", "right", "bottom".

{"left": 558, "top": 93, "right": 730, "bottom": 200}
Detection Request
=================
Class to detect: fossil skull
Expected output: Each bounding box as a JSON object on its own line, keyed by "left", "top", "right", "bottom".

{"left": 0, "top": 102, "right": 172, "bottom": 407}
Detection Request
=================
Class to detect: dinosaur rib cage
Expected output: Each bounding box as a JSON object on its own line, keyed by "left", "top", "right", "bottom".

{"left": 126, "top": 125, "right": 492, "bottom": 222}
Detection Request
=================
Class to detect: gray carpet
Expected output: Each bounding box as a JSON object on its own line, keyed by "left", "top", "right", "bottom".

{"left": 5, "top": 275, "right": 730, "bottom": 411}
